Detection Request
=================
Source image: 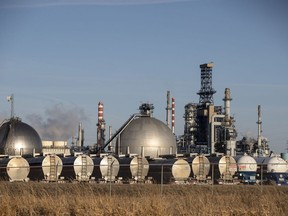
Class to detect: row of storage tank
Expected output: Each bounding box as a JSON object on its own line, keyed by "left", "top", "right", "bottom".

{"left": 0, "top": 154, "right": 288, "bottom": 185}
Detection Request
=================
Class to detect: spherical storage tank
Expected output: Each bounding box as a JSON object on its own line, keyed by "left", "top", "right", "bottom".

{"left": 117, "top": 117, "right": 177, "bottom": 158}
{"left": 0, "top": 118, "right": 42, "bottom": 156}
{"left": 219, "top": 155, "right": 237, "bottom": 179}
{"left": 267, "top": 156, "right": 288, "bottom": 173}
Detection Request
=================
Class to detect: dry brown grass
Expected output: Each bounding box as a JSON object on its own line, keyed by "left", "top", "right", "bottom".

{"left": 0, "top": 182, "right": 287, "bottom": 216}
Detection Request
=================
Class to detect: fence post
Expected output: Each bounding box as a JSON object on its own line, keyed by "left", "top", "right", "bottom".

{"left": 260, "top": 163, "right": 263, "bottom": 193}
{"left": 160, "top": 164, "right": 163, "bottom": 195}
{"left": 212, "top": 163, "right": 214, "bottom": 195}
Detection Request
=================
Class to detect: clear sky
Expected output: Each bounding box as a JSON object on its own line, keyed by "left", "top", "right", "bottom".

{"left": 0, "top": 0, "right": 287, "bottom": 153}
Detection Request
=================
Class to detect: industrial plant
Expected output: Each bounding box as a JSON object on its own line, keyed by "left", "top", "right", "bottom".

{"left": 0, "top": 63, "right": 287, "bottom": 185}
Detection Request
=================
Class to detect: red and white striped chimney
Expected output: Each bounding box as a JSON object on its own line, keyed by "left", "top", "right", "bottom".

{"left": 172, "top": 97, "right": 175, "bottom": 134}
{"left": 98, "top": 102, "right": 104, "bottom": 123}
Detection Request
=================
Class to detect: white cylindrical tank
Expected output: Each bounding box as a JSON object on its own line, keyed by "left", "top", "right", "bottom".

{"left": 130, "top": 156, "right": 149, "bottom": 181}
{"left": 267, "top": 156, "right": 288, "bottom": 173}
{"left": 172, "top": 158, "right": 191, "bottom": 182}
{"left": 4, "top": 156, "right": 30, "bottom": 181}
{"left": 42, "top": 154, "right": 63, "bottom": 181}
{"left": 219, "top": 155, "right": 237, "bottom": 180}
{"left": 74, "top": 155, "right": 94, "bottom": 181}
{"left": 100, "top": 155, "right": 119, "bottom": 182}
{"left": 237, "top": 155, "right": 257, "bottom": 172}
{"left": 192, "top": 155, "right": 210, "bottom": 180}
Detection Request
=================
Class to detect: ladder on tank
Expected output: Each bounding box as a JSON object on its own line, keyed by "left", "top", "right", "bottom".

{"left": 224, "top": 156, "right": 232, "bottom": 182}
{"left": 136, "top": 157, "right": 143, "bottom": 182}
{"left": 81, "top": 155, "right": 88, "bottom": 181}
{"left": 198, "top": 156, "right": 205, "bottom": 182}
{"left": 49, "top": 154, "right": 57, "bottom": 182}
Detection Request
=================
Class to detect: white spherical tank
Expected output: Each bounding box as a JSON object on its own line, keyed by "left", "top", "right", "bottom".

{"left": 267, "top": 156, "right": 288, "bottom": 173}
{"left": 42, "top": 154, "right": 63, "bottom": 181}
{"left": 100, "top": 155, "right": 119, "bottom": 181}
{"left": 192, "top": 155, "right": 210, "bottom": 180}
{"left": 117, "top": 117, "right": 177, "bottom": 158}
{"left": 0, "top": 118, "right": 42, "bottom": 156}
{"left": 219, "top": 156, "right": 237, "bottom": 177}
{"left": 172, "top": 159, "right": 191, "bottom": 181}
{"left": 237, "top": 155, "right": 257, "bottom": 172}
{"left": 130, "top": 156, "right": 149, "bottom": 181}
{"left": 6, "top": 156, "right": 30, "bottom": 181}
{"left": 74, "top": 155, "right": 94, "bottom": 181}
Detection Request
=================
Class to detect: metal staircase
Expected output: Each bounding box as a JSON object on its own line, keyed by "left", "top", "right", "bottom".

{"left": 198, "top": 156, "right": 205, "bottom": 181}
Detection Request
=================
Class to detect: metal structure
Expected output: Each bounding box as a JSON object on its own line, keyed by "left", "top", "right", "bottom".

{"left": 197, "top": 62, "right": 216, "bottom": 105}
{"left": 181, "top": 63, "right": 237, "bottom": 156}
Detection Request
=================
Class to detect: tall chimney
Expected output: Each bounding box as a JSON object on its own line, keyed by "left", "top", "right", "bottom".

{"left": 97, "top": 102, "right": 106, "bottom": 150}
{"left": 257, "top": 105, "right": 262, "bottom": 149}
{"left": 172, "top": 97, "right": 175, "bottom": 134}
{"left": 166, "top": 91, "right": 171, "bottom": 128}
{"left": 78, "top": 123, "right": 83, "bottom": 147}
{"left": 223, "top": 88, "right": 232, "bottom": 118}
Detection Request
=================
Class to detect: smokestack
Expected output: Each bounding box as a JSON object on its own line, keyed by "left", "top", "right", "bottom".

{"left": 223, "top": 88, "right": 232, "bottom": 118}
{"left": 257, "top": 105, "right": 262, "bottom": 149}
{"left": 166, "top": 91, "right": 171, "bottom": 128}
{"left": 97, "top": 102, "right": 106, "bottom": 150}
{"left": 172, "top": 97, "right": 175, "bottom": 134}
{"left": 78, "top": 123, "right": 83, "bottom": 147}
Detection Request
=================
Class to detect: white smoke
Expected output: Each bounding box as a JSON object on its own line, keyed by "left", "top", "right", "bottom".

{"left": 26, "top": 103, "right": 88, "bottom": 141}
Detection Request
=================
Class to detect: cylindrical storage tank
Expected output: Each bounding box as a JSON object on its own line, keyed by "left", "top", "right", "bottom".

{"left": 281, "top": 153, "right": 288, "bottom": 162}
{"left": 130, "top": 156, "right": 149, "bottom": 181}
{"left": 237, "top": 155, "right": 257, "bottom": 184}
{"left": 100, "top": 155, "right": 119, "bottom": 182}
{"left": 0, "top": 118, "right": 42, "bottom": 156}
{"left": 267, "top": 156, "right": 288, "bottom": 173}
{"left": 237, "top": 155, "right": 257, "bottom": 172}
{"left": 117, "top": 117, "right": 177, "bottom": 158}
{"left": 74, "top": 155, "right": 94, "bottom": 181}
{"left": 118, "top": 156, "right": 150, "bottom": 182}
{"left": 172, "top": 158, "right": 191, "bottom": 182}
{"left": 192, "top": 155, "right": 210, "bottom": 181}
{"left": 219, "top": 155, "right": 237, "bottom": 181}
{"left": 42, "top": 154, "right": 63, "bottom": 181}
{"left": 0, "top": 156, "right": 30, "bottom": 181}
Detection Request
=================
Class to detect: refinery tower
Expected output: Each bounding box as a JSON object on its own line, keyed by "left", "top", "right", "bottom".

{"left": 181, "top": 63, "right": 237, "bottom": 156}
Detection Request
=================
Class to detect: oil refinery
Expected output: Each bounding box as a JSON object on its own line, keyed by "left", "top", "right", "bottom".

{"left": 0, "top": 62, "right": 287, "bottom": 185}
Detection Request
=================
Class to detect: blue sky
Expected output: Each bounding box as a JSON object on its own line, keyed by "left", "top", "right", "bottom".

{"left": 0, "top": 0, "right": 287, "bottom": 153}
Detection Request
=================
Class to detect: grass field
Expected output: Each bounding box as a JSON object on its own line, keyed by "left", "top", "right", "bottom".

{"left": 0, "top": 182, "right": 287, "bottom": 215}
